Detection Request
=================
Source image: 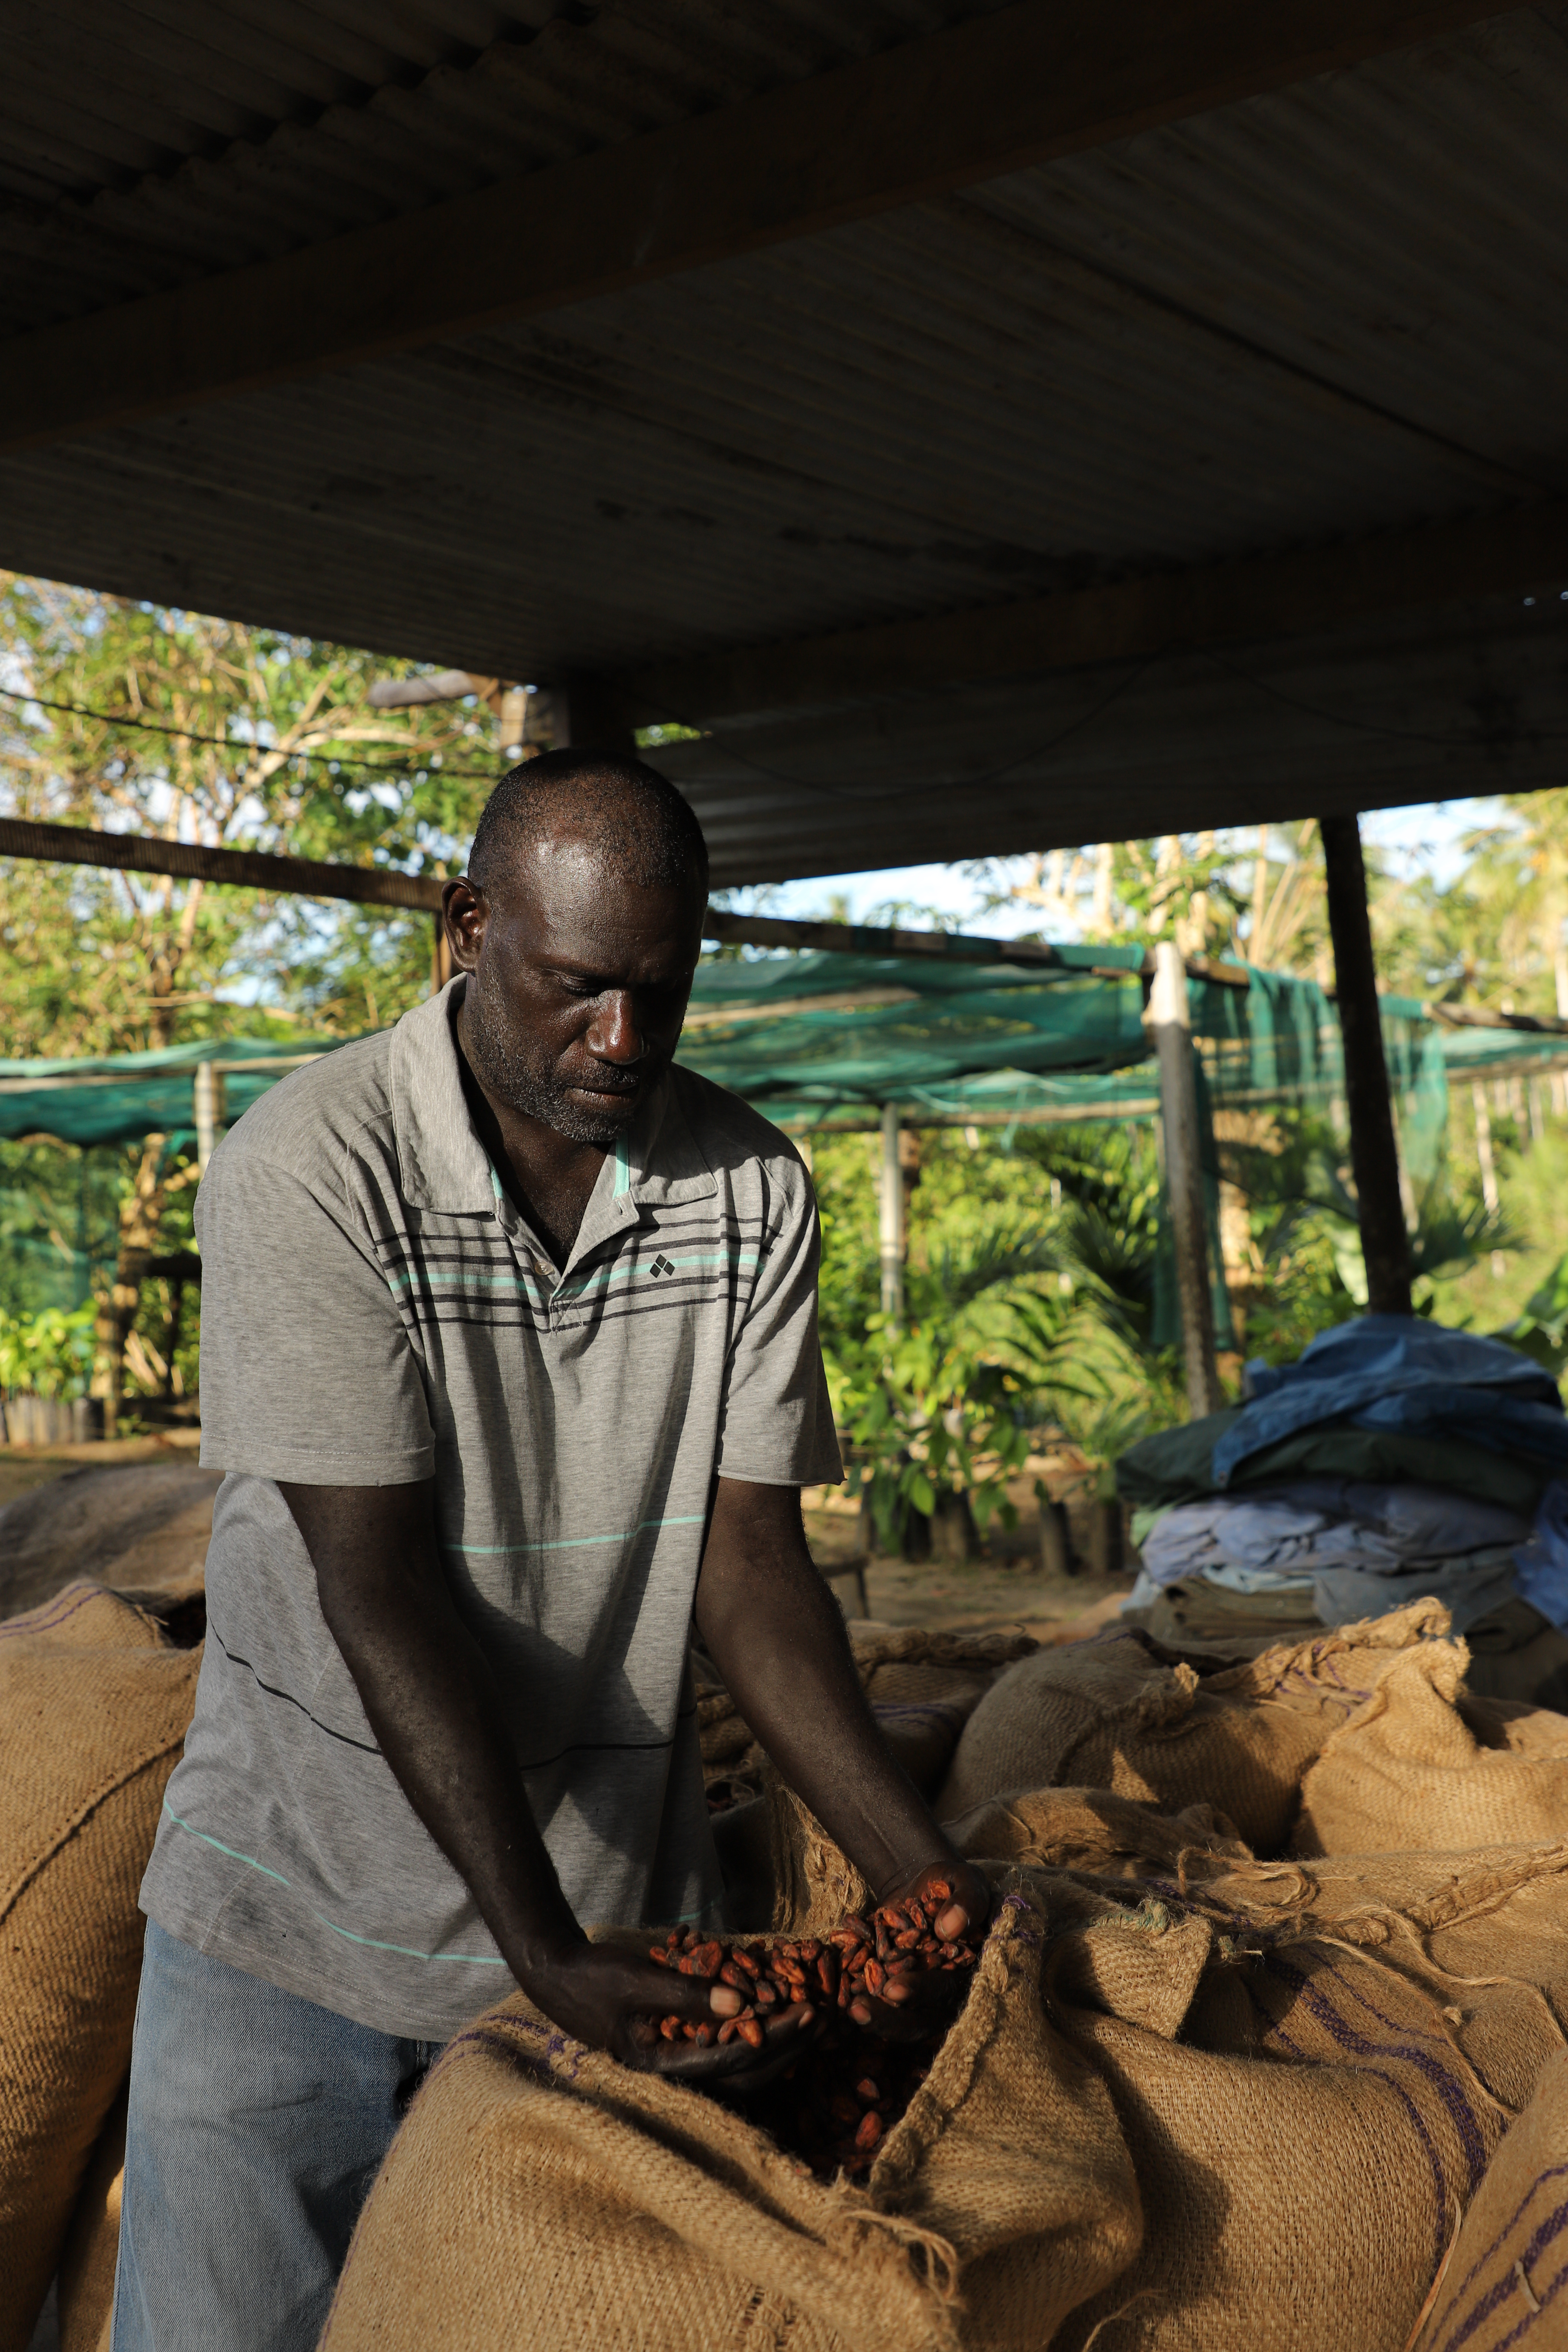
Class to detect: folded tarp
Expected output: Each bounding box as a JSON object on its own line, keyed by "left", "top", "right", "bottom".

{"left": 1212, "top": 1315, "right": 1567, "bottom": 1487}
{"left": 1116, "top": 1408, "right": 1548, "bottom": 1519}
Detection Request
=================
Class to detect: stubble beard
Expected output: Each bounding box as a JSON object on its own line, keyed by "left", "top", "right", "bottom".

{"left": 462, "top": 969, "right": 647, "bottom": 1148}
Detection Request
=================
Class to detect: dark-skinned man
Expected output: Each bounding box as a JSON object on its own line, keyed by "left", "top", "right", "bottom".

{"left": 114, "top": 752, "right": 989, "bottom": 2351}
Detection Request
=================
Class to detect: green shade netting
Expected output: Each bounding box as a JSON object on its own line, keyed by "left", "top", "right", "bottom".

{"left": 0, "top": 1035, "right": 341, "bottom": 1149}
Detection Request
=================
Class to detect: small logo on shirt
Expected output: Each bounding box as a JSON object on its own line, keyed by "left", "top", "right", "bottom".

{"left": 648, "top": 1253, "right": 677, "bottom": 1279}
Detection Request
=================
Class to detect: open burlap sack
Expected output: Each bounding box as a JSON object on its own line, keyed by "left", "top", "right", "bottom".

{"left": 944, "top": 1786, "right": 1252, "bottom": 1880}
{"left": 0, "top": 1582, "right": 200, "bottom": 2352}
{"left": 1293, "top": 1625, "right": 1568, "bottom": 1856}
{"left": 936, "top": 1604, "right": 1442, "bottom": 1852}
{"left": 700, "top": 1628, "right": 1038, "bottom": 1803}
{"left": 57, "top": 2080, "right": 127, "bottom": 2352}
{"left": 1411, "top": 2046, "right": 1568, "bottom": 2350}
{"left": 1034, "top": 1847, "right": 1568, "bottom": 2351}
{"left": 321, "top": 1890, "right": 1142, "bottom": 2352}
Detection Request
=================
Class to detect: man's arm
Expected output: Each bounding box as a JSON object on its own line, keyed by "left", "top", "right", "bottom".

{"left": 694, "top": 1476, "right": 991, "bottom": 2001}
{"left": 279, "top": 1479, "right": 814, "bottom": 2081}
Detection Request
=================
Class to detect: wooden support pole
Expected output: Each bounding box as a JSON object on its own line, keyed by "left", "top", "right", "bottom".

{"left": 879, "top": 1101, "right": 905, "bottom": 1323}
{"left": 1320, "top": 812, "right": 1413, "bottom": 1317}
{"left": 1150, "top": 942, "right": 1223, "bottom": 1418}
{"left": 193, "top": 1063, "right": 225, "bottom": 1177}
{"left": 560, "top": 674, "right": 639, "bottom": 758}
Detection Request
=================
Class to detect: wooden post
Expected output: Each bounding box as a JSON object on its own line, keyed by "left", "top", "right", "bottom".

{"left": 879, "top": 1100, "right": 905, "bottom": 1322}
{"left": 1150, "top": 942, "right": 1223, "bottom": 1418}
{"left": 1319, "top": 813, "right": 1413, "bottom": 1317}
{"left": 193, "top": 1063, "right": 225, "bottom": 1176}
{"left": 560, "top": 673, "right": 639, "bottom": 756}
{"left": 431, "top": 911, "right": 455, "bottom": 994}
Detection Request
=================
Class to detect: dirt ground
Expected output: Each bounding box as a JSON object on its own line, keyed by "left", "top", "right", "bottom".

{"left": 0, "top": 1428, "right": 202, "bottom": 1513}
{"left": 0, "top": 1437, "right": 1138, "bottom": 1650}
{"left": 802, "top": 1465, "right": 1138, "bottom": 1647}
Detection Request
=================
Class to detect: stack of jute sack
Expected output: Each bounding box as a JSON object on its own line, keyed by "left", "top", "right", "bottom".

{"left": 0, "top": 1582, "right": 201, "bottom": 2352}
{"left": 322, "top": 1599, "right": 1568, "bottom": 2352}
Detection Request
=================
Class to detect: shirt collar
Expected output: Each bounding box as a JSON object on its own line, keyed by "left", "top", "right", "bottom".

{"left": 388, "top": 978, "right": 718, "bottom": 1231}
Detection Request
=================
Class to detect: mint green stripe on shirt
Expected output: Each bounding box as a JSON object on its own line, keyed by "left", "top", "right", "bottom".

{"left": 162, "top": 1801, "right": 510, "bottom": 1968}
{"left": 446, "top": 1511, "right": 707, "bottom": 1557}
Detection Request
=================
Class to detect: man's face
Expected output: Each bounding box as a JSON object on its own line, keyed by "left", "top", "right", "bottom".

{"left": 449, "top": 831, "right": 705, "bottom": 1147}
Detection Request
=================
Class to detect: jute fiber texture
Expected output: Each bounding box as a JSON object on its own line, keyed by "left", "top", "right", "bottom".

{"left": 1412, "top": 2047, "right": 1568, "bottom": 2351}
{"left": 936, "top": 1605, "right": 1440, "bottom": 1850}
{"left": 321, "top": 1893, "right": 1143, "bottom": 2352}
{"left": 57, "top": 2079, "right": 127, "bottom": 2352}
{"left": 712, "top": 1769, "right": 875, "bottom": 1938}
{"left": 1293, "top": 1629, "right": 1568, "bottom": 1857}
{"left": 943, "top": 1787, "right": 1252, "bottom": 1880}
{"left": 1036, "top": 1866, "right": 1529, "bottom": 2351}
{"left": 699, "top": 1628, "right": 1037, "bottom": 1801}
{"left": 1032, "top": 1836, "right": 1568, "bottom": 2347}
{"left": 0, "top": 1582, "right": 199, "bottom": 2352}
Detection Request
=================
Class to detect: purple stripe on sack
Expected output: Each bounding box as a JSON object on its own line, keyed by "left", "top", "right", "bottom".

{"left": 1430, "top": 2226, "right": 1568, "bottom": 2352}
{"left": 0, "top": 1582, "right": 103, "bottom": 1642}
{"left": 1267, "top": 1953, "right": 1488, "bottom": 2194}
{"left": 1438, "top": 2169, "right": 1568, "bottom": 2332}
{"left": 1263, "top": 2012, "right": 1451, "bottom": 2274}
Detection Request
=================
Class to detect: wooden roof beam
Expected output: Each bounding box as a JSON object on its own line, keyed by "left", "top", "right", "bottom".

{"left": 616, "top": 497, "right": 1568, "bottom": 725}
{"left": 0, "top": 0, "right": 1516, "bottom": 452}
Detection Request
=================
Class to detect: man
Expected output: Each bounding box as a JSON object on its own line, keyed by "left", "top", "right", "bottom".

{"left": 114, "top": 751, "right": 988, "bottom": 2349}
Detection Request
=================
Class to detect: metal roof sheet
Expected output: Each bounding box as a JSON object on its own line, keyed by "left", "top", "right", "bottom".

{"left": 0, "top": 3, "right": 1564, "bottom": 878}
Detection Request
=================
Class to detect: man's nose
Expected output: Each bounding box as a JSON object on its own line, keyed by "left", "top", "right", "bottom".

{"left": 586, "top": 992, "right": 643, "bottom": 1063}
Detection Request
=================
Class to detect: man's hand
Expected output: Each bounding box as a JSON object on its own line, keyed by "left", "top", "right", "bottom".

{"left": 845, "top": 1857, "right": 994, "bottom": 2042}
{"left": 279, "top": 1479, "right": 779, "bottom": 2090}
{"left": 525, "top": 1944, "right": 822, "bottom": 2091}
{"left": 694, "top": 1479, "right": 991, "bottom": 1975}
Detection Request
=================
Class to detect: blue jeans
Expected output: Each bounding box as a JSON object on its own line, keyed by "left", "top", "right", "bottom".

{"left": 112, "top": 1923, "right": 444, "bottom": 2352}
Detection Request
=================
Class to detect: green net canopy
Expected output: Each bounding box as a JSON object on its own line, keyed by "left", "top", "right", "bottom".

{"left": 0, "top": 1036, "right": 341, "bottom": 1150}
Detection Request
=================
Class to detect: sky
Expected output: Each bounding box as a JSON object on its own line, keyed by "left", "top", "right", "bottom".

{"left": 729, "top": 798, "right": 1488, "bottom": 941}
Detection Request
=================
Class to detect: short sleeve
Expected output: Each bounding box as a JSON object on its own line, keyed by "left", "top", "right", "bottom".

{"left": 195, "top": 1149, "right": 434, "bottom": 1485}
{"left": 713, "top": 1158, "right": 842, "bottom": 1488}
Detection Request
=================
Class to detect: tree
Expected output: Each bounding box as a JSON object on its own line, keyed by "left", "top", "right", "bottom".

{"left": 0, "top": 576, "right": 504, "bottom": 1408}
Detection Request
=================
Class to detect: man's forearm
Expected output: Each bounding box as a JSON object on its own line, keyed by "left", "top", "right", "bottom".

{"left": 694, "top": 1481, "right": 955, "bottom": 1898}
{"left": 279, "top": 1484, "right": 583, "bottom": 1981}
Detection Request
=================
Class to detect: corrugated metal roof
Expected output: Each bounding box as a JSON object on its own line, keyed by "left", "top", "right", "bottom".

{"left": 0, "top": 3, "right": 1565, "bottom": 878}
{"left": 0, "top": 1, "right": 1016, "bottom": 325}
{"left": 659, "top": 590, "right": 1568, "bottom": 885}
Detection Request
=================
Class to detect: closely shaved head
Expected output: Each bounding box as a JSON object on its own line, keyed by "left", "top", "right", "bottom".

{"left": 468, "top": 749, "right": 708, "bottom": 900}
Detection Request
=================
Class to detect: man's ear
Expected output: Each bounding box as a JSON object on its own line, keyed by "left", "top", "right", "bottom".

{"left": 443, "top": 877, "right": 487, "bottom": 972}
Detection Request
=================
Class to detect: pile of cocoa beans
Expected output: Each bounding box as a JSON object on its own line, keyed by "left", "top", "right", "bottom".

{"left": 649, "top": 1884, "right": 980, "bottom": 2177}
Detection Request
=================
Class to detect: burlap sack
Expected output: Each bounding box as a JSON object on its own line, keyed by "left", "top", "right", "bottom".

{"left": 936, "top": 1604, "right": 1442, "bottom": 1851}
{"left": 714, "top": 1767, "right": 874, "bottom": 1936}
{"left": 0, "top": 1461, "right": 218, "bottom": 1619}
{"left": 1412, "top": 2046, "right": 1568, "bottom": 2350}
{"left": 700, "top": 1628, "right": 1038, "bottom": 1801}
{"left": 1293, "top": 1627, "right": 1568, "bottom": 1856}
{"left": 943, "top": 1785, "right": 1252, "bottom": 1879}
{"left": 0, "top": 1582, "right": 200, "bottom": 2352}
{"left": 57, "top": 2080, "right": 127, "bottom": 2352}
{"left": 1036, "top": 1846, "right": 1568, "bottom": 2350}
{"left": 321, "top": 1891, "right": 1143, "bottom": 2352}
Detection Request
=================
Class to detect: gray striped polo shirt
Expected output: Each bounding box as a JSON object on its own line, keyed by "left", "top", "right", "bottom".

{"left": 141, "top": 978, "right": 841, "bottom": 2041}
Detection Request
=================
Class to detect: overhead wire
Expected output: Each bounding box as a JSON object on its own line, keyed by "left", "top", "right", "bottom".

{"left": 0, "top": 684, "right": 504, "bottom": 784}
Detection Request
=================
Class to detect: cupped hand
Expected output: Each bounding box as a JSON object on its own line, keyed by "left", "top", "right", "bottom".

{"left": 850, "top": 1855, "right": 994, "bottom": 2043}
{"left": 520, "top": 1941, "right": 822, "bottom": 2094}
